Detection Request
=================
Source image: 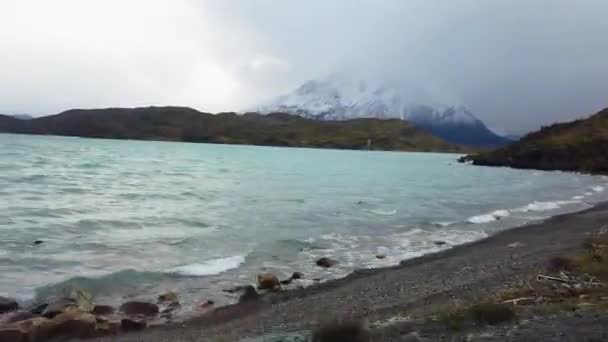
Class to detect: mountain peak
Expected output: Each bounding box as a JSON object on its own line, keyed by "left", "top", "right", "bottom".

{"left": 258, "top": 76, "right": 510, "bottom": 146}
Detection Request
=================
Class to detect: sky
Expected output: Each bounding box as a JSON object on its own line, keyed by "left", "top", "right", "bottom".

{"left": 1, "top": 1, "right": 607, "bottom": 134}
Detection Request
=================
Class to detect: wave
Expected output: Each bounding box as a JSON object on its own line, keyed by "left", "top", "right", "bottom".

{"left": 35, "top": 269, "right": 167, "bottom": 301}
{"left": 167, "top": 255, "right": 245, "bottom": 276}
{"left": 466, "top": 199, "right": 585, "bottom": 224}
{"left": 363, "top": 208, "right": 397, "bottom": 216}
{"left": 592, "top": 186, "right": 605, "bottom": 193}
{"left": 516, "top": 200, "right": 577, "bottom": 212}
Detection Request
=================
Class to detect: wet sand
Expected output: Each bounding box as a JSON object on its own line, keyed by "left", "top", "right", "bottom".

{"left": 92, "top": 202, "right": 608, "bottom": 341}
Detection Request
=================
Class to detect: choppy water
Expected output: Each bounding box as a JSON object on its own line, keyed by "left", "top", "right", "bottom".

{"left": 1, "top": 134, "right": 607, "bottom": 317}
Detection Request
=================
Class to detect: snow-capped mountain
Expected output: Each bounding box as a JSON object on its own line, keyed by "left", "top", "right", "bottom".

{"left": 258, "top": 77, "right": 511, "bottom": 146}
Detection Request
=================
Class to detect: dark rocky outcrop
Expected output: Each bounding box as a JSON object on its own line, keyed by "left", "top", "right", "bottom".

{"left": 0, "top": 297, "right": 18, "bottom": 314}
{"left": 238, "top": 286, "right": 260, "bottom": 303}
{"left": 316, "top": 257, "right": 338, "bottom": 268}
{"left": 460, "top": 108, "right": 608, "bottom": 173}
{"left": 119, "top": 301, "right": 159, "bottom": 316}
{"left": 120, "top": 318, "right": 147, "bottom": 332}
{"left": 0, "top": 107, "right": 465, "bottom": 153}
{"left": 92, "top": 305, "right": 115, "bottom": 316}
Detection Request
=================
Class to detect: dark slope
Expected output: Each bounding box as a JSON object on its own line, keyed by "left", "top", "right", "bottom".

{"left": 415, "top": 120, "right": 512, "bottom": 147}
{"left": 0, "top": 107, "right": 464, "bottom": 152}
{"left": 460, "top": 108, "right": 608, "bottom": 173}
{"left": 0, "top": 114, "right": 27, "bottom": 132}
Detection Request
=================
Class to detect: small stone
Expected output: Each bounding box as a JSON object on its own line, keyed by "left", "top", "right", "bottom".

{"left": 199, "top": 300, "right": 214, "bottom": 310}
{"left": 119, "top": 301, "right": 159, "bottom": 316}
{"left": 257, "top": 273, "right": 280, "bottom": 290}
{"left": 376, "top": 254, "right": 387, "bottom": 259}
{"left": 157, "top": 291, "right": 178, "bottom": 304}
{"left": 401, "top": 331, "right": 422, "bottom": 342}
{"left": 92, "top": 305, "right": 115, "bottom": 316}
{"left": 316, "top": 257, "right": 338, "bottom": 268}
{"left": 34, "top": 240, "right": 44, "bottom": 245}
{"left": 291, "top": 272, "right": 304, "bottom": 280}
{"left": 433, "top": 241, "right": 447, "bottom": 246}
{"left": 121, "top": 318, "right": 147, "bottom": 332}
{"left": 0, "top": 296, "right": 19, "bottom": 314}
{"left": 507, "top": 242, "right": 523, "bottom": 248}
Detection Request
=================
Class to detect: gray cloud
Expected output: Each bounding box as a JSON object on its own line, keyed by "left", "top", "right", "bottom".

{"left": 1, "top": 0, "right": 607, "bottom": 133}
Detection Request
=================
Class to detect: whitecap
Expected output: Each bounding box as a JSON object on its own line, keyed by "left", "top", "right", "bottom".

{"left": 467, "top": 214, "right": 498, "bottom": 224}
{"left": 466, "top": 209, "right": 509, "bottom": 224}
{"left": 168, "top": 256, "right": 245, "bottom": 276}
{"left": 363, "top": 209, "right": 397, "bottom": 216}
{"left": 592, "top": 186, "right": 605, "bottom": 193}
{"left": 585, "top": 192, "right": 593, "bottom": 196}
{"left": 572, "top": 195, "right": 585, "bottom": 200}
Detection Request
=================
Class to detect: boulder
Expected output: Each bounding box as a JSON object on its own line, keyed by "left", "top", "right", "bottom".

{"left": 257, "top": 273, "right": 280, "bottom": 290}
{"left": 316, "top": 257, "right": 338, "bottom": 268}
{"left": 280, "top": 278, "right": 293, "bottom": 285}
{"left": 41, "top": 288, "right": 95, "bottom": 318}
{"left": 92, "top": 305, "right": 115, "bottom": 316}
{"left": 69, "top": 288, "right": 95, "bottom": 312}
{"left": 433, "top": 241, "right": 447, "bottom": 246}
{"left": 119, "top": 301, "right": 159, "bottom": 316}
{"left": 0, "top": 327, "right": 27, "bottom": 342}
{"left": 291, "top": 272, "right": 304, "bottom": 280}
{"left": 238, "top": 285, "right": 260, "bottom": 303}
{"left": 13, "top": 317, "right": 53, "bottom": 341}
{"left": 45, "top": 310, "right": 97, "bottom": 339}
{"left": 121, "top": 318, "right": 147, "bottom": 332}
{"left": 376, "top": 254, "right": 386, "bottom": 259}
{"left": 42, "top": 298, "right": 77, "bottom": 318}
{"left": 0, "top": 296, "right": 19, "bottom": 314}
{"left": 157, "top": 291, "right": 178, "bottom": 304}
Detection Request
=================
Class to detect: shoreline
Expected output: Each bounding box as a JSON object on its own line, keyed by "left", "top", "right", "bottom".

{"left": 94, "top": 201, "right": 608, "bottom": 341}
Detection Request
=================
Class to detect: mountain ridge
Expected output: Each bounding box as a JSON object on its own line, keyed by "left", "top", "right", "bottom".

{"left": 0, "top": 107, "right": 465, "bottom": 153}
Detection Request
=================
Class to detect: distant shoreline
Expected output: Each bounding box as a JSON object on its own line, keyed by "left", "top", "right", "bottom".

{"left": 94, "top": 201, "right": 608, "bottom": 341}
{"left": 0, "top": 131, "right": 468, "bottom": 154}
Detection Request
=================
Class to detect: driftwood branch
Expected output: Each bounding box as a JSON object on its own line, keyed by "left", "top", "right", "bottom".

{"left": 501, "top": 297, "right": 536, "bottom": 305}
{"left": 537, "top": 274, "right": 606, "bottom": 287}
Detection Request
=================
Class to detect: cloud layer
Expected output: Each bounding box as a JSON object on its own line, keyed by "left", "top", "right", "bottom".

{"left": 1, "top": 0, "right": 607, "bottom": 133}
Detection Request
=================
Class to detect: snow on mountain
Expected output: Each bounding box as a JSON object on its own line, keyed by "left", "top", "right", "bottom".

{"left": 258, "top": 77, "right": 510, "bottom": 146}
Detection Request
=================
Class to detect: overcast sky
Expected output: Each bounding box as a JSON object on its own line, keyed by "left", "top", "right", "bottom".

{"left": 1, "top": 0, "right": 607, "bottom": 133}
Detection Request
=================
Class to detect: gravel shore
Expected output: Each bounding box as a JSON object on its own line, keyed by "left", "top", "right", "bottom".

{"left": 92, "top": 202, "right": 608, "bottom": 341}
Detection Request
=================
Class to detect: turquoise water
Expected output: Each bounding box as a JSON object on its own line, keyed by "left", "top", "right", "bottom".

{"left": 1, "top": 133, "right": 607, "bottom": 316}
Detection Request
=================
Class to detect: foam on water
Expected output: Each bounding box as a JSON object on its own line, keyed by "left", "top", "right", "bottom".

{"left": 168, "top": 256, "right": 246, "bottom": 276}
{"left": 363, "top": 208, "right": 397, "bottom": 216}
{"left": 592, "top": 185, "right": 605, "bottom": 193}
